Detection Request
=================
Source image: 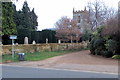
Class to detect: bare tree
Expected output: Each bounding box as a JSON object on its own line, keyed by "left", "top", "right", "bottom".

{"left": 87, "top": 0, "right": 117, "bottom": 30}
{"left": 105, "top": 7, "right": 117, "bottom": 21}
{"left": 55, "top": 16, "right": 81, "bottom": 43}
{"left": 102, "top": 15, "right": 119, "bottom": 36}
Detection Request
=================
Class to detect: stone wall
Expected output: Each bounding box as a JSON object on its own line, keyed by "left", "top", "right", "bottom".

{"left": 1, "top": 42, "right": 88, "bottom": 55}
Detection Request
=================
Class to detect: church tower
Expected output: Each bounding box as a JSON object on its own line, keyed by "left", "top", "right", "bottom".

{"left": 73, "top": 7, "right": 91, "bottom": 33}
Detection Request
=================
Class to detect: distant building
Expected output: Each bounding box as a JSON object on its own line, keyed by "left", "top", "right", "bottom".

{"left": 73, "top": 7, "right": 91, "bottom": 33}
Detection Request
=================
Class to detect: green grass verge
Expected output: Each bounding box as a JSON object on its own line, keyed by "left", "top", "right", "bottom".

{"left": 1, "top": 50, "right": 75, "bottom": 63}
{"left": 2, "top": 47, "right": 89, "bottom": 63}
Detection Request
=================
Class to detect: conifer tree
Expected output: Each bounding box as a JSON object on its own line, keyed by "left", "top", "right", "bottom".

{"left": 2, "top": 2, "right": 17, "bottom": 35}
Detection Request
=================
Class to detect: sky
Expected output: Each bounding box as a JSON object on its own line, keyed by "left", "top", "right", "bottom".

{"left": 15, "top": 0, "right": 120, "bottom": 31}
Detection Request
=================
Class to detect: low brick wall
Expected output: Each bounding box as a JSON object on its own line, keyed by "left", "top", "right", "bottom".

{"left": 1, "top": 42, "right": 88, "bottom": 55}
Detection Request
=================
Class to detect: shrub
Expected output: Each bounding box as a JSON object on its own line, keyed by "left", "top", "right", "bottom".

{"left": 89, "top": 26, "right": 119, "bottom": 58}
{"left": 93, "top": 38, "right": 106, "bottom": 55}
{"left": 94, "top": 47, "right": 104, "bottom": 55}
{"left": 95, "top": 49, "right": 101, "bottom": 55}
{"left": 93, "top": 38, "right": 105, "bottom": 48}
{"left": 90, "top": 37, "right": 105, "bottom": 55}
{"left": 102, "top": 51, "right": 113, "bottom": 58}
{"left": 112, "top": 55, "right": 120, "bottom": 59}
{"left": 89, "top": 38, "right": 96, "bottom": 55}
{"left": 106, "top": 39, "right": 117, "bottom": 54}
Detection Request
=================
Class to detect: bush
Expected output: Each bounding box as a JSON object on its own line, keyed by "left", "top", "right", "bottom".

{"left": 90, "top": 38, "right": 105, "bottom": 55}
{"left": 95, "top": 48, "right": 101, "bottom": 55}
{"left": 90, "top": 38, "right": 118, "bottom": 58}
{"left": 112, "top": 55, "right": 120, "bottom": 59}
{"left": 93, "top": 38, "right": 105, "bottom": 48}
{"left": 89, "top": 25, "right": 119, "bottom": 58}
{"left": 89, "top": 38, "right": 96, "bottom": 55}
{"left": 94, "top": 47, "right": 104, "bottom": 55}
{"left": 90, "top": 37, "right": 105, "bottom": 55}
{"left": 107, "top": 39, "right": 117, "bottom": 54}
{"left": 102, "top": 51, "right": 113, "bottom": 58}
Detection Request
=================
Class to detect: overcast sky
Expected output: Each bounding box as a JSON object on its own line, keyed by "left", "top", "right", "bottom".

{"left": 15, "top": 0, "right": 119, "bottom": 31}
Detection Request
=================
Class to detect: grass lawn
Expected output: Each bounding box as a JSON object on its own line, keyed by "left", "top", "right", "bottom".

{"left": 1, "top": 50, "right": 75, "bottom": 63}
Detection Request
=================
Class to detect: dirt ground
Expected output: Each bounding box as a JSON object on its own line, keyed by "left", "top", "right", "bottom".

{"left": 5, "top": 50, "right": 118, "bottom": 73}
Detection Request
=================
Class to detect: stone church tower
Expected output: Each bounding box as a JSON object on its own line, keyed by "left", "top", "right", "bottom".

{"left": 73, "top": 7, "right": 91, "bottom": 33}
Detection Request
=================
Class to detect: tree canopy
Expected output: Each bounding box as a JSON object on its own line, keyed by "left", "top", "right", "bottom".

{"left": 13, "top": 1, "right": 38, "bottom": 31}
{"left": 2, "top": 2, "right": 17, "bottom": 35}
{"left": 55, "top": 16, "right": 81, "bottom": 42}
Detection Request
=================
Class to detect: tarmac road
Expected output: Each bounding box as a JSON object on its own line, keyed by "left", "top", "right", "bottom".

{"left": 2, "top": 65, "right": 118, "bottom": 78}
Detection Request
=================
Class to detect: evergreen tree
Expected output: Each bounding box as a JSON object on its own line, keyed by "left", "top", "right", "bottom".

{"left": 22, "top": 1, "right": 31, "bottom": 30}
{"left": 2, "top": 2, "right": 17, "bottom": 35}
{"left": 13, "top": 1, "right": 38, "bottom": 31}
{"left": 12, "top": 1, "right": 38, "bottom": 44}
{"left": 30, "top": 8, "right": 38, "bottom": 30}
{"left": 13, "top": 4, "right": 24, "bottom": 30}
{"left": 2, "top": 2, "right": 17, "bottom": 45}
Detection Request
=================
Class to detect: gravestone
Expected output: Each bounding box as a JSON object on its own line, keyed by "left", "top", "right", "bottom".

{"left": 24, "top": 37, "right": 28, "bottom": 44}
{"left": 46, "top": 38, "right": 48, "bottom": 44}
{"left": 58, "top": 40, "right": 61, "bottom": 44}
{"left": 15, "top": 43, "right": 18, "bottom": 45}
{"left": 32, "top": 40, "right": 36, "bottom": 44}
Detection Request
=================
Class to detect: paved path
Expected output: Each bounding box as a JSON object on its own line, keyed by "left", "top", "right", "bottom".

{"left": 5, "top": 50, "right": 118, "bottom": 73}
{"left": 2, "top": 65, "right": 118, "bottom": 78}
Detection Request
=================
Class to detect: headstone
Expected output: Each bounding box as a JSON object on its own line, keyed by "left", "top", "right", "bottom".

{"left": 71, "top": 36, "right": 73, "bottom": 43}
{"left": 58, "top": 40, "right": 61, "bottom": 44}
{"left": 32, "top": 40, "right": 36, "bottom": 44}
{"left": 15, "top": 43, "right": 18, "bottom": 45}
{"left": 24, "top": 37, "right": 28, "bottom": 44}
{"left": 46, "top": 38, "right": 48, "bottom": 44}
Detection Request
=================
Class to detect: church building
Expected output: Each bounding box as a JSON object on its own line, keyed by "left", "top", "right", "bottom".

{"left": 73, "top": 7, "right": 91, "bottom": 33}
